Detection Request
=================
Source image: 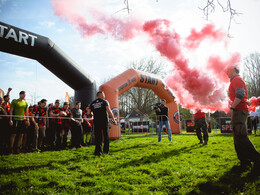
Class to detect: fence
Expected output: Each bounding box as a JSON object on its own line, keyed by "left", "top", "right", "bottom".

{"left": 119, "top": 115, "right": 170, "bottom": 136}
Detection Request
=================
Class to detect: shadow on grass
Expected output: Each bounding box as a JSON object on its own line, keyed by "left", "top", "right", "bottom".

{"left": 0, "top": 157, "right": 80, "bottom": 175}
{"left": 108, "top": 143, "right": 201, "bottom": 172}
{"left": 188, "top": 165, "right": 260, "bottom": 195}
{"left": 110, "top": 142, "right": 154, "bottom": 153}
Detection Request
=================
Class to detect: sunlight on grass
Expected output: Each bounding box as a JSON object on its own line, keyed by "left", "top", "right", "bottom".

{"left": 0, "top": 131, "right": 259, "bottom": 194}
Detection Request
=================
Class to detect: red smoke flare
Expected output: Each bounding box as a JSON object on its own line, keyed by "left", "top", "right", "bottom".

{"left": 51, "top": 1, "right": 241, "bottom": 112}
{"left": 249, "top": 96, "right": 260, "bottom": 112}
{"left": 143, "top": 19, "right": 237, "bottom": 112}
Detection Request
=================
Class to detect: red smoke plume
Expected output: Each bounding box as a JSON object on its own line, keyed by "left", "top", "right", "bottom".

{"left": 143, "top": 19, "right": 239, "bottom": 112}
{"left": 185, "top": 24, "right": 226, "bottom": 50}
{"left": 51, "top": 0, "right": 142, "bottom": 40}
{"left": 249, "top": 96, "right": 260, "bottom": 112}
{"left": 51, "top": 0, "right": 242, "bottom": 112}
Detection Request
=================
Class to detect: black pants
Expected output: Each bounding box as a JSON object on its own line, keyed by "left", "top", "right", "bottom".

{"left": 0, "top": 119, "right": 8, "bottom": 155}
{"left": 252, "top": 119, "right": 258, "bottom": 134}
{"left": 71, "top": 122, "right": 83, "bottom": 148}
{"left": 94, "top": 122, "right": 109, "bottom": 156}
{"left": 194, "top": 117, "right": 208, "bottom": 143}
{"left": 232, "top": 110, "right": 260, "bottom": 164}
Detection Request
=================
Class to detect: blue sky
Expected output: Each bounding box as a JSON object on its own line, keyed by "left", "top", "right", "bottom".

{"left": 1, "top": 0, "right": 260, "bottom": 105}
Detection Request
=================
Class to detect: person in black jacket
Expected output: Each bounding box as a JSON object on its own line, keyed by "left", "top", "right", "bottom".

{"left": 155, "top": 99, "right": 172, "bottom": 142}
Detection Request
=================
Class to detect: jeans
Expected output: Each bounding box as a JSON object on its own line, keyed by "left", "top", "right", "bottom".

{"left": 158, "top": 120, "right": 172, "bottom": 142}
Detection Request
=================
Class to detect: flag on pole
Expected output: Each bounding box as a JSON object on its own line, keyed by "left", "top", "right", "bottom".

{"left": 65, "top": 92, "right": 69, "bottom": 103}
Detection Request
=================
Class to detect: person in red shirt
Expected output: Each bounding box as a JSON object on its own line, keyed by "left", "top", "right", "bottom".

{"left": 226, "top": 65, "right": 260, "bottom": 171}
{"left": 61, "top": 102, "right": 72, "bottom": 149}
{"left": 1, "top": 88, "right": 12, "bottom": 154}
{"left": 32, "top": 99, "right": 48, "bottom": 150}
{"left": 48, "top": 100, "right": 63, "bottom": 150}
{"left": 82, "top": 105, "right": 93, "bottom": 146}
{"left": 0, "top": 97, "right": 8, "bottom": 155}
{"left": 193, "top": 109, "right": 209, "bottom": 146}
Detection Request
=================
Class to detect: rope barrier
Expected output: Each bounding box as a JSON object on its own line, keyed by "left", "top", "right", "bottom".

{"left": 0, "top": 114, "right": 93, "bottom": 121}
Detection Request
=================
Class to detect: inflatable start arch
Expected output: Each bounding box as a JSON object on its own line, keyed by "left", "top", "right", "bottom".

{"left": 99, "top": 69, "right": 181, "bottom": 139}
{"left": 0, "top": 21, "right": 96, "bottom": 108}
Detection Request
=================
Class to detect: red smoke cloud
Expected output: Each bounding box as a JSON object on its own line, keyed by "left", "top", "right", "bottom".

{"left": 143, "top": 19, "right": 238, "bottom": 112}
{"left": 51, "top": 0, "right": 242, "bottom": 112}
{"left": 51, "top": 0, "right": 142, "bottom": 40}
{"left": 249, "top": 96, "right": 260, "bottom": 112}
{"left": 185, "top": 24, "right": 226, "bottom": 50}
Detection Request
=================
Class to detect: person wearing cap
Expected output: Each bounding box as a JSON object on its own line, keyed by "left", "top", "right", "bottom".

{"left": 155, "top": 99, "right": 172, "bottom": 143}
{"left": 226, "top": 65, "right": 260, "bottom": 171}
{"left": 9, "top": 91, "right": 30, "bottom": 154}
{"left": 48, "top": 100, "right": 62, "bottom": 150}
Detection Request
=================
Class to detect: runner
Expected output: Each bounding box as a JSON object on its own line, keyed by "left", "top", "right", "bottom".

{"left": 9, "top": 91, "right": 30, "bottom": 154}
{"left": 33, "top": 99, "right": 48, "bottom": 150}
{"left": 82, "top": 105, "right": 93, "bottom": 146}
{"left": 48, "top": 100, "right": 62, "bottom": 150}
{"left": 61, "top": 102, "right": 72, "bottom": 149}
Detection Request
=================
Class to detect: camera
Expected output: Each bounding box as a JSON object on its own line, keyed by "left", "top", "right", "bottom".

{"left": 153, "top": 103, "right": 163, "bottom": 110}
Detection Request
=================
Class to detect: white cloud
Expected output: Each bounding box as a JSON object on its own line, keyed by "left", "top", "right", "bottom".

{"left": 57, "top": 28, "right": 65, "bottom": 32}
{"left": 15, "top": 70, "right": 34, "bottom": 77}
{"left": 39, "top": 21, "right": 55, "bottom": 28}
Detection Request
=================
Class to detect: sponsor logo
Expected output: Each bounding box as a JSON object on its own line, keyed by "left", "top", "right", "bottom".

{"left": 111, "top": 107, "right": 119, "bottom": 125}
{"left": 118, "top": 76, "right": 137, "bottom": 92}
{"left": 173, "top": 111, "right": 180, "bottom": 124}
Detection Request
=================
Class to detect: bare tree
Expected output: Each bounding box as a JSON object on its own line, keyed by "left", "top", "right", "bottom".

{"left": 243, "top": 52, "right": 260, "bottom": 98}
{"left": 121, "top": 1, "right": 240, "bottom": 36}
{"left": 119, "top": 57, "right": 166, "bottom": 116}
{"left": 199, "top": 0, "right": 241, "bottom": 36}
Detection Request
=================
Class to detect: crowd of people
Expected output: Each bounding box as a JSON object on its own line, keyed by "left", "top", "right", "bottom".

{"left": 0, "top": 88, "right": 97, "bottom": 155}
{"left": 0, "top": 65, "right": 260, "bottom": 171}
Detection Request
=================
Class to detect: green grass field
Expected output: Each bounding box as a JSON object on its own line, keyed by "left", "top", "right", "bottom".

{"left": 0, "top": 131, "right": 260, "bottom": 194}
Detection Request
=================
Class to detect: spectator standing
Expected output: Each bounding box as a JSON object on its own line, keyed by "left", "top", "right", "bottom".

{"left": 193, "top": 109, "right": 209, "bottom": 146}
{"left": 226, "top": 65, "right": 260, "bottom": 170}
{"left": 9, "top": 91, "right": 30, "bottom": 154}
{"left": 89, "top": 91, "right": 116, "bottom": 156}
{"left": 250, "top": 111, "right": 259, "bottom": 135}
{"left": 155, "top": 99, "right": 172, "bottom": 143}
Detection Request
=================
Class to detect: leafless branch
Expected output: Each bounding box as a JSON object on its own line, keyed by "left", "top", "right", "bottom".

{"left": 199, "top": 0, "right": 242, "bottom": 37}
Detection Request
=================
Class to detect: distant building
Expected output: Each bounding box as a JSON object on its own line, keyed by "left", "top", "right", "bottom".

{"left": 125, "top": 109, "right": 144, "bottom": 122}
